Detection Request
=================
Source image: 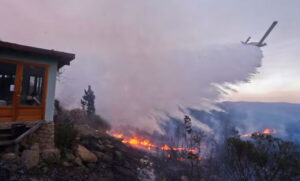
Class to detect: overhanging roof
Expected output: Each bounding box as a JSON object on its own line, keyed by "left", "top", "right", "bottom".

{"left": 0, "top": 41, "right": 75, "bottom": 69}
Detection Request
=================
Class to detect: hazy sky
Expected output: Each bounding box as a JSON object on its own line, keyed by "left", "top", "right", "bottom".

{"left": 1, "top": 0, "right": 299, "bottom": 103}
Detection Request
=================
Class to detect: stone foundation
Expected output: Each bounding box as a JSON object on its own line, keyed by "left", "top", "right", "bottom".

{"left": 31, "top": 122, "right": 55, "bottom": 150}
{"left": 20, "top": 122, "right": 60, "bottom": 168}
{"left": 23, "top": 122, "right": 56, "bottom": 151}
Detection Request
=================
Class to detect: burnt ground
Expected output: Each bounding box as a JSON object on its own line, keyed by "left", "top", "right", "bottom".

{"left": 0, "top": 122, "right": 196, "bottom": 181}
{"left": 0, "top": 130, "right": 152, "bottom": 181}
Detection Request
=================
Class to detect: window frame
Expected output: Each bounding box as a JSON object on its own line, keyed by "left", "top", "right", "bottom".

{"left": 0, "top": 58, "right": 49, "bottom": 121}
{"left": 20, "top": 64, "right": 47, "bottom": 107}
{"left": 0, "top": 59, "right": 18, "bottom": 108}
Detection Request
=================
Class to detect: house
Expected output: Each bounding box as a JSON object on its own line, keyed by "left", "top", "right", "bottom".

{"left": 0, "top": 41, "right": 75, "bottom": 151}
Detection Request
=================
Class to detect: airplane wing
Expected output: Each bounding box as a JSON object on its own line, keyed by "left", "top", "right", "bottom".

{"left": 258, "top": 21, "right": 278, "bottom": 46}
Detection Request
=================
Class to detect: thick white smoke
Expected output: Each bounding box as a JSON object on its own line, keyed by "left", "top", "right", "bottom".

{"left": 57, "top": 44, "right": 263, "bottom": 131}
{"left": 0, "top": 0, "right": 266, "bottom": 132}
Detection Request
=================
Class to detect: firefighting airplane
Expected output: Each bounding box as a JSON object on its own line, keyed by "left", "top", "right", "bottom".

{"left": 242, "top": 21, "right": 278, "bottom": 47}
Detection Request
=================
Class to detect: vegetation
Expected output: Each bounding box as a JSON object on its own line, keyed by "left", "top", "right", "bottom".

{"left": 68, "top": 109, "right": 111, "bottom": 131}
{"left": 79, "top": 85, "right": 110, "bottom": 130}
{"left": 53, "top": 96, "right": 300, "bottom": 180}
{"left": 54, "top": 107, "right": 110, "bottom": 133}
{"left": 54, "top": 98, "right": 110, "bottom": 155}
{"left": 54, "top": 121, "right": 78, "bottom": 154}
{"left": 90, "top": 114, "right": 111, "bottom": 130}
{"left": 81, "top": 85, "right": 96, "bottom": 117}
{"left": 54, "top": 100, "right": 62, "bottom": 114}
{"left": 54, "top": 100, "right": 77, "bottom": 154}
{"left": 155, "top": 116, "right": 300, "bottom": 181}
{"left": 224, "top": 133, "right": 300, "bottom": 181}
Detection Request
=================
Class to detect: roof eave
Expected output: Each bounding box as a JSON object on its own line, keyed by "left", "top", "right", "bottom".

{"left": 0, "top": 41, "right": 75, "bottom": 68}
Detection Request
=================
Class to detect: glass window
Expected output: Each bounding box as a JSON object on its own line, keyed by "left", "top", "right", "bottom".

{"left": 0, "top": 62, "right": 17, "bottom": 106}
{"left": 20, "top": 65, "right": 45, "bottom": 106}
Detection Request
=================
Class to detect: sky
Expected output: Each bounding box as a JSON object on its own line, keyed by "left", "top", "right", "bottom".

{"left": 0, "top": 0, "right": 299, "bottom": 104}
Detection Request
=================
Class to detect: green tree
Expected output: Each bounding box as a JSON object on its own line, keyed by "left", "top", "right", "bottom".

{"left": 81, "top": 85, "right": 96, "bottom": 117}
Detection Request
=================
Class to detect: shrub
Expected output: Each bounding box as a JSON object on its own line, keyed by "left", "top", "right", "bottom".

{"left": 54, "top": 122, "right": 78, "bottom": 154}
{"left": 69, "top": 108, "right": 87, "bottom": 123}
{"left": 68, "top": 108, "right": 111, "bottom": 131}
{"left": 91, "top": 114, "right": 111, "bottom": 131}
{"left": 224, "top": 134, "right": 300, "bottom": 181}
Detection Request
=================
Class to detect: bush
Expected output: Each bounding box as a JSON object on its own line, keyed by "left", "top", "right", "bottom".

{"left": 91, "top": 114, "right": 111, "bottom": 131}
{"left": 67, "top": 108, "right": 111, "bottom": 131}
{"left": 69, "top": 109, "right": 87, "bottom": 123}
{"left": 54, "top": 122, "right": 78, "bottom": 154}
{"left": 224, "top": 134, "right": 300, "bottom": 181}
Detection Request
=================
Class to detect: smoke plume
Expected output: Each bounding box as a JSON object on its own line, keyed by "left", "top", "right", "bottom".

{"left": 57, "top": 44, "right": 263, "bottom": 131}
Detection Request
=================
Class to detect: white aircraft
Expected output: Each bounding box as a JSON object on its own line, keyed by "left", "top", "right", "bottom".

{"left": 242, "top": 21, "right": 278, "bottom": 47}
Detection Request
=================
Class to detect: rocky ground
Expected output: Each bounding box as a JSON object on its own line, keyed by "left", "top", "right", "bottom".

{"left": 0, "top": 124, "right": 155, "bottom": 181}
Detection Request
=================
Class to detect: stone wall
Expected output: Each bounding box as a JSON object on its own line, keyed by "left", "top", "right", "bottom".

{"left": 33, "top": 122, "right": 55, "bottom": 150}
{"left": 24, "top": 122, "right": 56, "bottom": 151}
{"left": 20, "top": 122, "right": 61, "bottom": 168}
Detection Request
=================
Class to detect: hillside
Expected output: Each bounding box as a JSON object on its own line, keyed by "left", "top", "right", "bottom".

{"left": 190, "top": 101, "right": 300, "bottom": 143}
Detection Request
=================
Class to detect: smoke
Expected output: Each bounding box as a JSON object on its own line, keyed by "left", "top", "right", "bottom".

{"left": 57, "top": 44, "right": 263, "bottom": 132}
{"left": 0, "top": 0, "right": 266, "bottom": 132}
{"left": 218, "top": 102, "right": 300, "bottom": 144}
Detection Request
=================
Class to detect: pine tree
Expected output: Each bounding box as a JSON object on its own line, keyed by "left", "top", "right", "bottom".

{"left": 184, "top": 115, "right": 192, "bottom": 134}
{"left": 81, "top": 85, "right": 96, "bottom": 117}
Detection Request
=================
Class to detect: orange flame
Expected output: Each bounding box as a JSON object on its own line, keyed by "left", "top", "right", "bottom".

{"left": 161, "top": 145, "right": 171, "bottom": 150}
{"left": 113, "top": 133, "right": 124, "bottom": 139}
{"left": 241, "top": 133, "right": 251, "bottom": 137}
{"left": 262, "top": 128, "right": 277, "bottom": 134}
{"left": 242, "top": 128, "right": 277, "bottom": 137}
{"left": 129, "top": 137, "right": 139, "bottom": 145}
{"left": 109, "top": 131, "right": 201, "bottom": 156}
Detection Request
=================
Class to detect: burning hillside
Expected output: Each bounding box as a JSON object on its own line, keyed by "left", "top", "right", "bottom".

{"left": 108, "top": 130, "right": 202, "bottom": 161}
{"left": 241, "top": 128, "right": 277, "bottom": 137}
{"left": 1, "top": 0, "right": 300, "bottom": 181}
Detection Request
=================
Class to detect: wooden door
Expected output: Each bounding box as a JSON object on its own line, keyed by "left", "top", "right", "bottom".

{"left": 0, "top": 60, "right": 18, "bottom": 121}
{"left": 0, "top": 59, "right": 49, "bottom": 122}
